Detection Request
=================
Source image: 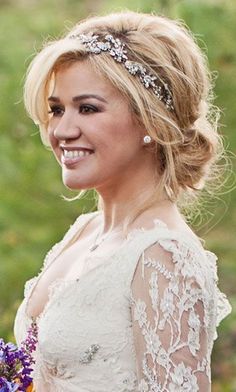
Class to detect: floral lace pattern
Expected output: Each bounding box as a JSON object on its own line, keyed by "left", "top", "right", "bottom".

{"left": 131, "top": 237, "right": 231, "bottom": 392}
{"left": 14, "top": 213, "right": 231, "bottom": 392}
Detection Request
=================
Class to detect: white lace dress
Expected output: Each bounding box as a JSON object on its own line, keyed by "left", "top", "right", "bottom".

{"left": 14, "top": 212, "right": 231, "bottom": 392}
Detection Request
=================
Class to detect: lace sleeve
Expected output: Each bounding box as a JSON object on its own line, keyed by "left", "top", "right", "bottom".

{"left": 131, "top": 239, "right": 214, "bottom": 392}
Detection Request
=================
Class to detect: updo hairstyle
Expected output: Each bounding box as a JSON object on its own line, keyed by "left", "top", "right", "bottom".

{"left": 24, "top": 11, "right": 223, "bottom": 213}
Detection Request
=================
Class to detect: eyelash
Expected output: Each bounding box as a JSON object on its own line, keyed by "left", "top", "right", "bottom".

{"left": 48, "top": 106, "right": 64, "bottom": 116}
{"left": 48, "top": 104, "right": 98, "bottom": 117}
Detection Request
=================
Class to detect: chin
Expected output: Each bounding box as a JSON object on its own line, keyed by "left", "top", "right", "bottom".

{"left": 62, "top": 175, "right": 93, "bottom": 191}
{"left": 63, "top": 180, "right": 86, "bottom": 191}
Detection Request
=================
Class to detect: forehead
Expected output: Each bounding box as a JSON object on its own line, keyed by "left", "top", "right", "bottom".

{"left": 51, "top": 61, "right": 119, "bottom": 100}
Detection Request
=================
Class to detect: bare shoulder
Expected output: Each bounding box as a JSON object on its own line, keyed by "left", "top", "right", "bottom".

{"left": 129, "top": 201, "right": 198, "bottom": 240}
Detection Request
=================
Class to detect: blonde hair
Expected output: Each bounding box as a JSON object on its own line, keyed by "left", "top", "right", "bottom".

{"left": 24, "top": 11, "right": 226, "bottom": 224}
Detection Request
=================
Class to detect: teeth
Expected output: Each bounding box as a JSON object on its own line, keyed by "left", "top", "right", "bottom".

{"left": 63, "top": 149, "right": 91, "bottom": 159}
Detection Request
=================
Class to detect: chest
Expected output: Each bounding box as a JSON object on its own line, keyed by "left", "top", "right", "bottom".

{"left": 26, "top": 234, "right": 126, "bottom": 320}
{"left": 29, "top": 266, "right": 138, "bottom": 391}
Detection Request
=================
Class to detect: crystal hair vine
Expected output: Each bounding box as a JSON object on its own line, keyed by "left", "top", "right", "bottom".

{"left": 68, "top": 33, "right": 174, "bottom": 110}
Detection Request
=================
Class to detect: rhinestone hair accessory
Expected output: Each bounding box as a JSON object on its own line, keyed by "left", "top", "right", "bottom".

{"left": 68, "top": 33, "right": 174, "bottom": 110}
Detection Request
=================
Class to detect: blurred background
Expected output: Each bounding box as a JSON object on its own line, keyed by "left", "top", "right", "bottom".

{"left": 0, "top": 0, "right": 235, "bottom": 390}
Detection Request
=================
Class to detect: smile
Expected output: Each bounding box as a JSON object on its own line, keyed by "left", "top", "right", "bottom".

{"left": 61, "top": 148, "right": 94, "bottom": 165}
{"left": 64, "top": 149, "right": 92, "bottom": 158}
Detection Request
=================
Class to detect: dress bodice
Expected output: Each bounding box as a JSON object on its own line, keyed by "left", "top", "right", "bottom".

{"left": 14, "top": 212, "right": 231, "bottom": 392}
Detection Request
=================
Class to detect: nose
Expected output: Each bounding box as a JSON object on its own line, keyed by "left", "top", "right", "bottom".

{"left": 53, "top": 112, "right": 81, "bottom": 141}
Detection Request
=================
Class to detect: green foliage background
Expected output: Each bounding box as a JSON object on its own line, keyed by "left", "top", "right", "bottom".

{"left": 0, "top": 0, "right": 235, "bottom": 390}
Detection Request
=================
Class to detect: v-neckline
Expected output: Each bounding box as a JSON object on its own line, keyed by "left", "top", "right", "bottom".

{"left": 24, "top": 211, "right": 102, "bottom": 322}
{"left": 24, "top": 212, "right": 203, "bottom": 324}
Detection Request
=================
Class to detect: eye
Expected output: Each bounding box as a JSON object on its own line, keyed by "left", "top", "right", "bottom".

{"left": 79, "top": 104, "right": 98, "bottom": 114}
{"left": 48, "top": 105, "right": 64, "bottom": 117}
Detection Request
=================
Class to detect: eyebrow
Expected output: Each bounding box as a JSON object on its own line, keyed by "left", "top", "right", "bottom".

{"left": 48, "top": 94, "right": 108, "bottom": 104}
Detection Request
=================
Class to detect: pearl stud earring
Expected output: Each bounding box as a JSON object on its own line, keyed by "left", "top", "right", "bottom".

{"left": 143, "top": 135, "right": 152, "bottom": 144}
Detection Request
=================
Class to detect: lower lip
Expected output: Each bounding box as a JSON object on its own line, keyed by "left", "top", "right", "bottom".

{"left": 61, "top": 153, "right": 93, "bottom": 166}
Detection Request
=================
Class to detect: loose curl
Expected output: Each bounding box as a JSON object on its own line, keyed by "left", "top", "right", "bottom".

{"left": 24, "top": 11, "right": 227, "bottom": 226}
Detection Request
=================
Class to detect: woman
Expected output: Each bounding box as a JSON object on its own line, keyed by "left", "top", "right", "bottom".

{"left": 14, "top": 11, "right": 231, "bottom": 392}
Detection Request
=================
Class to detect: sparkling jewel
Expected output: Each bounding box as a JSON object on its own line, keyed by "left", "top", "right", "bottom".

{"left": 69, "top": 33, "right": 174, "bottom": 110}
{"left": 89, "top": 227, "right": 122, "bottom": 252}
{"left": 89, "top": 243, "right": 100, "bottom": 252}
{"left": 143, "top": 135, "right": 152, "bottom": 144}
{"left": 89, "top": 234, "right": 106, "bottom": 252}
{"left": 79, "top": 344, "right": 100, "bottom": 364}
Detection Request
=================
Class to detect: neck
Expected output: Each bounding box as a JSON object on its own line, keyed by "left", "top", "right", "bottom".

{"left": 95, "top": 172, "right": 170, "bottom": 234}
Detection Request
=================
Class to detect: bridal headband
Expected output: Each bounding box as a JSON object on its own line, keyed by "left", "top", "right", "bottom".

{"left": 68, "top": 33, "right": 174, "bottom": 111}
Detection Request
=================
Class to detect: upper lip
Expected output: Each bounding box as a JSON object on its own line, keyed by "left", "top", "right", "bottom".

{"left": 60, "top": 144, "right": 94, "bottom": 152}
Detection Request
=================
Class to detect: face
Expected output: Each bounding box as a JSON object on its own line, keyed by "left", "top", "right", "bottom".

{"left": 47, "top": 61, "right": 153, "bottom": 192}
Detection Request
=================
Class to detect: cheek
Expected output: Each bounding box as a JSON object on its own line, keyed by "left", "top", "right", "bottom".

{"left": 48, "top": 127, "right": 57, "bottom": 149}
{"left": 47, "top": 127, "right": 62, "bottom": 164}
